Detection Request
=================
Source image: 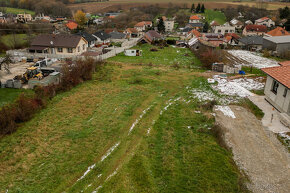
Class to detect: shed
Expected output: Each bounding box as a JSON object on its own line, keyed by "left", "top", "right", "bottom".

{"left": 124, "top": 49, "right": 142, "bottom": 56}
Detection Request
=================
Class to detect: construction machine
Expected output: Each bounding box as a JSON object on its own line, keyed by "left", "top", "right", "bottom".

{"left": 14, "top": 67, "right": 43, "bottom": 84}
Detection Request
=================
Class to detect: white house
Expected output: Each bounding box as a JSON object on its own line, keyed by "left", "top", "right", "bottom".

{"left": 261, "top": 63, "right": 290, "bottom": 117}
{"left": 124, "top": 49, "right": 142, "bottom": 56}
{"left": 189, "top": 15, "right": 200, "bottom": 23}
{"left": 255, "top": 17, "right": 275, "bottom": 28}
{"left": 213, "top": 22, "right": 235, "bottom": 35}
{"left": 230, "top": 18, "right": 244, "bottom": 29}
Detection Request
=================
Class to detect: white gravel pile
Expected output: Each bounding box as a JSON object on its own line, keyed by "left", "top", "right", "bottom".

{"left": 215, "top": 105, "right": 236, "bottom": 119}
{"left": 228, "top": 50, "right": 279, "bottom": 69}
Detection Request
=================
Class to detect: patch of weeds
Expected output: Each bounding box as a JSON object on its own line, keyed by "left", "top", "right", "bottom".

{"left": 276, "top": 132, "right": 290, "bottom": 152}
{"left": 251, "top": 89, "right": 264, "bottom": 96}
{"left": 238, "top": 98, "right": 264, "bottom": 120}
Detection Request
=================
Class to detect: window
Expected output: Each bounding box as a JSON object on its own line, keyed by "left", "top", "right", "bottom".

{"left": 225, "top": 30, "right": 228, "bottom": 33}
{"left": 57, "top": 47, "right": 63, "bottom": 52}
{"left": 131, "top": 51, "right": 135, "bottom": 53}
{"left": 283, "top": 88, "right": 287, "bottom": 97}
{"left": 78, "top": 46, "right": 80, "bottom": 52}
{"left": 67, "top": 48, "right": 73, "bottom": 53}
{"left": 218, "top": 30, "right": 221, "bottom": 33}
{"left": 83, "top": 44, "right": 85, "bottom": 50}
{"left": 271, "top": 80, "right": 279, "bottom": 94}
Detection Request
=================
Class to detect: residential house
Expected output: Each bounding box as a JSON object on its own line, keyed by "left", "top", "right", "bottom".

{"left": 210, "top": 20, "right": 220, "bottom": 28}
{"left": 230, "top": 18, "right": 244, "bottom": 29}
{"left": 265, "top": 27, "right": 290, "bottom": 37}
{"left": 187, "top": 29, "right": 201, "bottom": 39}
{"left": 188, "top": 37, "right": 200, "bottom": 50}
{"left": 76, "top": 32, "right": 97, "bottom": 47}
{"left": 0, "top": 14, "right": 6, "bottom": 24}
{"left": 245, "top": 20, "right": 253, "bottom": 25}
{"left": 224, "top": 33, "right": 240, "bottom": 46}
{"left": 255, "top": 17, "right": 275, "bottom": 27}
{"left": 66, "top": 21, "right": 78, "bottom": 31}
{"left": 16, "top": 13, "right": 32, "bottom": 23}
{"left": 261, "top": 64, "right": 290, "bottom": 116}
{"left": 263, "top": 35, "right": 290, "bottom": 56}
{"left": 125, "top": 28, "right": 139, "bottom": 38}
{"left": 93, "top": 17, "right": 104, "bottom": 25}
{"left": 28, "top": 34, "right": 88, "bottom": 55}
{"left": 213, "top": 22, "right": 235, "bottom": 35}
{"left": 238, "top": 36, "right": 264, "bottom": 51}
{"left": 139, "top": 30, "right": 162, "bottom": 44}
{"left": 189, "top": 15, "right": 200, "bottom": 23}
{"left": 179, "top": 27, "right": 193, "bottom": 36}
{"left": 200, "top": 33, "right": 224, "bottom": 47}
{"left": 243, "top": 25, "right": 267, "bottom": 36}
{"left": 93, "top": 30, "right": 111, "bottom": 45}
{"left": 134, "top": 21, "right": 152, "bottom": 32}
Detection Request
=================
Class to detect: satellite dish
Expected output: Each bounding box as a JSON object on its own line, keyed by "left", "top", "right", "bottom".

{"left": 50, "top": 41, "right": 54, "bottom": 45}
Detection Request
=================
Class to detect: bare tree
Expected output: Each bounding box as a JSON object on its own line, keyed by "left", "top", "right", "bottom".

{"left": 0, "top": 54, "right": 12, "bottom": 74}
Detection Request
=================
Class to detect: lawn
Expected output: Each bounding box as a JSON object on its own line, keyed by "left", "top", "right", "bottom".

{"left": 0, "top": 34, "right": 29, "bottom": 49}
{"left": 107, "top": 44, "right": 202, "bottom": 68}
{"left": 203, "top": 9, "right": 226, "bottom": 25}
{"left": 0, "top": 7, "right": 35, "bottom": 15}
{"left": 0, "top": 48, "right": 247, "bottom": 192}
{"left": 0, "top": 88, "right": 33, "bottom": 107}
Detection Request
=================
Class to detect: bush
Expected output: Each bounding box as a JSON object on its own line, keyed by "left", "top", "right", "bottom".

{"left": 193, "top": 47, "right": 223, "bottom": 69}
{"left": 150, "top": 47, "right": 158, "bottom": 52}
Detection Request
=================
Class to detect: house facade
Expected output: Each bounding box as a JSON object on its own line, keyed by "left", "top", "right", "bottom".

{"left": 28, "top": 34, "right": 88, "bottom": 55}
{"left": 262, "top": 64, "right": 290, "bottom": 116}
{"left": 255, "top": 17, "right": 275, "bottom": 27}
{"left": 189, "top": 15, "right": 200, "bottom": 23}
{"left": 243, "top": 25, "right": 267, "bottom": 36}
{"left": 213, "top": 23, "right": 235, "bottom": 35}
{"left": 164, "top": 20, "right": 175, "bottom": 32}
{"left": 16, "top": 13, "right": 32, "bottom": 23}
{"left": 134, "top": 21, "right": 152, "bottom": 32}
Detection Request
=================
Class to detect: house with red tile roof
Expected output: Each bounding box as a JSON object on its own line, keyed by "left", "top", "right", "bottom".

{"left": 187, "top": 29, "right": 201, "bottom": 39}
{"left": 139, "top": 30, "right": 162, "bottom": 44}
{"left": 125, "top": 28, "right": 139, "bottom": 38}
{"left": 261, "top": 64, "right": 290, "bottom": 116}
{"left": 189, "top": 15, "right": 200, "bottom": 23}
{"left": 255, "top": 17, "right": 275, "bottom": 27}
{"left": 134, "top": 21, "right": 152, "bottom": 32}
{"left": 66, "top": 21, "right": 78, "bottom": 30}
{"left": 265, "top": 27, "right": 290, "bottom": 37}
{"left": 242, "top": 25, "right": 267, "bottom": 36}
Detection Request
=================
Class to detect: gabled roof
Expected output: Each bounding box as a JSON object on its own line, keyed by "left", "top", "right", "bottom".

{"left": 30, "top": 34, "right": 85, "bottom": 48}
{"left": 244, "top": 25, "right": 267, "bottom": 32}
{"left": 210, "top": 20, "right": 219, "bottom": 26}
{"left": 255, "top": 17, "right": 270, "bottom": 23}
{"left": 239, "top": 36, "right": 263, "bottom": 45}
{"left": 76, "top": 31, "right": 96, "bottom": 42}
{"left": 262, "top": 65, "right": 290, "bottom": 88}
{"left": 279, "top": 61, "right": 290, "bottom": 66}
{"left": 126, "top": 28, "right": 138, "bottom": 34}
{"left": 66, "top": 21, "right": 78, "bottom": 30}
{"left": 225, "top": 33, "right": 240, "bottom": 39}
{"left": 230, "top": 18, "right": 243, "bottom": 25}
{"left": 263, "top": 35, "right": 290, "bottom": 44}
{"left": 187, "top": 23, "right": 204, "bottom": 28}
{"left": 266, "top": 27, "right": 290, "bottom": 37}
{"left": 144, "top": 30, "right": 162, "bottom": 42}
{"left": 93, "top": 30, "right": 111, "bottom": 41}
{"left": 109, "top": 31, "right": 126, "bottom": 39}
{"left": 190, "top": 15, "right": 200, "bottom": 20}
{"left": 189, "top": 29, "right": 201, "bottom": 37}
{"left": 134, "top": 21, "right": 152, "bottom": 27}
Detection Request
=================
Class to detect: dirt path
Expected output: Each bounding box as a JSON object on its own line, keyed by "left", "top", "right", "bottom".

{"left": 214, "top": 105, "right": 290, "bottom": 193}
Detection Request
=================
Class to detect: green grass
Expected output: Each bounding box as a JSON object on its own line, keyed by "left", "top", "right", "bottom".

{"left": 203, "top": 9, "right": 226, "bottom": 25}
{"left": 0, "top": 88, "right": 33, "bottom": 107}
{"left": 0, "top": 7, "right": 35, "bottom": 15}
{"left": 242, "top": 66, "right": 267, "bottom": 77}
{"left": 0, "top": 58, "right": 246, "bottom": 192}
{"left": 0, "top": 34, "right": 28, "bottom": 48}
{"left": 239, "top": 98, "right": 264, "bottom": 120}
{"left": 107, "top": 44, "right": 202, "bottom": 67}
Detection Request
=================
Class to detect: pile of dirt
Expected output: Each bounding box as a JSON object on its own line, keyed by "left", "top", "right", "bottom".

{"left": 214, "top": 105, "right": 290, "bottom": 193}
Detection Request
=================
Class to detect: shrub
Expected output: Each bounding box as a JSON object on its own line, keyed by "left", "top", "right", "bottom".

{"left": 150, "top": 47, "right": 158, "bottom": 52}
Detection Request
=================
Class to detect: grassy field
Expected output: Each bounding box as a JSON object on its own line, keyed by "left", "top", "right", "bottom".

{"left": 0, "top": 7, "right": 35, "bottom": 15}
{"left": 203, "top": 9, "right": 226, "bottom": 25}
{"left": 0, "top": 46, "right": 247, "bottom": 192}
{"left": 0, "top": 88, "right": 33, "bottom": 107}
{"left": 107, "top": 44, "right": 202, "bottom": 67}
{"left": 0, "top": 34, "right": 29, "bottom": 49}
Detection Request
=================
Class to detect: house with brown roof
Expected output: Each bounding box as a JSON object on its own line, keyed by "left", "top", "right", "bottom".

{"left": 255, "top": 17, "right": 275, "bottom": 28}
{"left": 134, "top": 21, "right": 152, "bottom": 32}
{"left": 263, "top": 35, "right": 290, "bottom": 56}
{"left": 243, "top": 25, "right": 267, "bottom": 36}
{"left": 265, "top": 27, "right": 290, "bottom": 37}
{"left": 262, "top": 63, "right": 290, "bottom": 116}
{"left": 139, "top": 30, "right": 162, "bottom": 44}
{"left": 28, "top": 34, "right": 88, "bottom": 56}
{"left": 125, "top": 28, "right": 139, "bottom": 38}
{"left": 189, "top": 15, "right": 200, "bottom": 23}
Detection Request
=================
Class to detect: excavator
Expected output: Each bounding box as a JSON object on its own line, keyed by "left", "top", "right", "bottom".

{"left": 14, "top": 67, "right": 43, "bottom": 84}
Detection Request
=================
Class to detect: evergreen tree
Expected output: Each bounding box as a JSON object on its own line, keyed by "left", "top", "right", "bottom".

{"left": 191, "top": 3, "right": 195, "bottom": 13}
{"left": 203, "top": 21, "right": 209, "bottom": 33}
{"left": 201, "top": 4, "right": 205, "bottom": 13}
{"left": 157, "top": 17, "right": 165, "bottom": 33}
{"left": 279, "top": 6, "right": 289, "bottom": 19}
{"left": 196, "top": 3, "right": 201, "bottom": 13}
